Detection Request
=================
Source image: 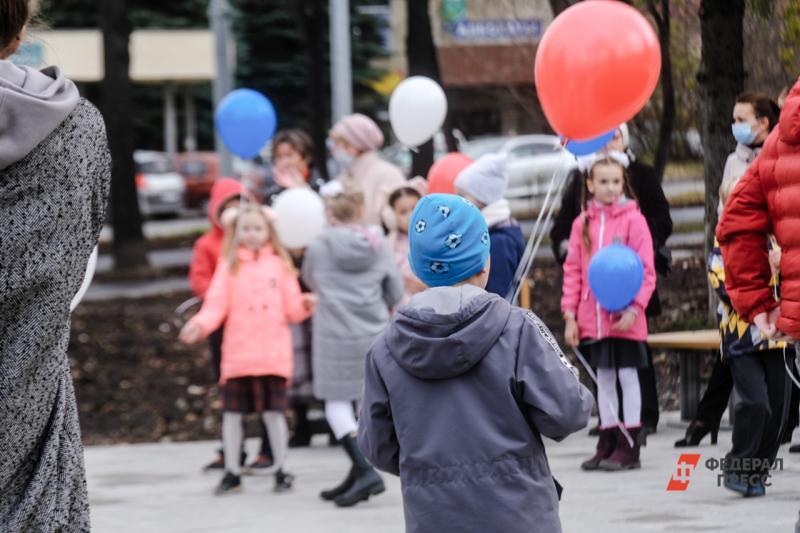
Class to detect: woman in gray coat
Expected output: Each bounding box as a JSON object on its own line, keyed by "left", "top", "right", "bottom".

{"left": 302, "top": 182, "right": 404, "bottom": 508}
{"left": 0, "top": 3, "right": 112, "bottom": 530}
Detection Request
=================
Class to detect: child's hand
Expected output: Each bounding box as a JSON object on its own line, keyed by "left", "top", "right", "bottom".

{"left": 769, "top": 248, "right": 782, "bottom": 276}
{"left": 611, "top": 310, "right": 637, "bottom": 332}
{"left": 179, "top": 323, "right": 203, "bottom": 344}
{"left": 564, "top": 315, "right": 579, "bottom": 347}
{"left": 302, "top": 293, "right": 318, "bottom": 314}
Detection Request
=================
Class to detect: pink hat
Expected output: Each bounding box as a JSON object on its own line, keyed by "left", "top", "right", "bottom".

{"left": 331, "top": 113, "right": 384, "bottom": 152}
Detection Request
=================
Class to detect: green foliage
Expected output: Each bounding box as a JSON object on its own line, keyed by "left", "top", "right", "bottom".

{"left": 747, "top": 0, "right": 774, "bottom": 18}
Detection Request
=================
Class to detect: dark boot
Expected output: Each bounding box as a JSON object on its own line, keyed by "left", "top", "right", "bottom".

{"left": 674, "top": 420, "right": 718, "bottom": 447}
{"left": 333, "top": 435, "right": 385, "bottom": 508}
{"left": 599, "top": 427, "right": 641, "bottom": 471}
{"left": 320, "top": 467, "right": 356, "bottom": 501}
{"left": 581, "top": 428, "right": 617, "bottom": 471}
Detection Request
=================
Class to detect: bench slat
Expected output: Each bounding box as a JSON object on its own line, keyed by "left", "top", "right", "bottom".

{"left": 648, "top": 329, "right": 720, "bottom": 351}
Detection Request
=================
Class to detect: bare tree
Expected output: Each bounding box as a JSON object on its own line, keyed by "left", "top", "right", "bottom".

{"left": 98, "top": 0, "right": 149, "bottom": 270}
{"left": 646, "top": 0, "right": 675, "bottom": 182}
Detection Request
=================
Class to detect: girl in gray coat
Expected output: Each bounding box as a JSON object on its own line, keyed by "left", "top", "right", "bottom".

{"left": 359, "top": 194, "right": 594, "bottom": 533}
{"left": 301, "top": 182, "right": 404, "bottom": 508}
{"left": 0, "top": 2, "right": 112, "bottom": 530}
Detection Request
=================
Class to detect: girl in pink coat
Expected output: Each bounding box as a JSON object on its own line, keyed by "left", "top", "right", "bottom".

{"left": 561, "top": 155, "right": 656, "bottom": 472}
{"left": 180, "top": 203, "right": 316, "bottom": 495}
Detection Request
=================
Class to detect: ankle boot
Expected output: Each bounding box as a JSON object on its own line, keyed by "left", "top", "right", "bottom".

{"left": 599, "top": 427, "right": 641, "bottom": 471}
{"left": 581, "top": 428, "right": 617, "bottom": 471}
{"left": 320, "top": 436, "right": 356, "bottom": 501}
{"left": 674, "top": 420, "right": 718, "bottom": 448}
{"left": 333, "top": 435, "right": 386, "bottom": 507}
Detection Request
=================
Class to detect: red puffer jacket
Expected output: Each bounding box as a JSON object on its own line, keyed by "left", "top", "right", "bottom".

{"left": 717, "top": 79, "right": 800, "bottom": 338}
{"left": 188, "top": 178, "right": 242, "bottom": 298}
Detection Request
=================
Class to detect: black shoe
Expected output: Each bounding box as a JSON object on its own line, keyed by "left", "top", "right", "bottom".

{"left": 274, "top": 469, "right": 295, "bottom": 493}
{"left": 588, "top": 425, "right": 600, "bottom": 437}
{"left": 215, "top": 471, "right": 242, "bottom": 495}
{"left": 790, "top": 444, "right": 800, "bottom": 454}
{"left": 203, "top": 451, "right": 225, "bottom": 472}
{"left": 320, "top": 467, "right": 356, "bottom": 501}
{"left": 674, "top": 420, "right": 718, "bottom": 448}
{"left": 246, "top": 454, "right": 274, "bottom": 474}
{"left": 332, "top": 435, "right": 385, "bottom": 508}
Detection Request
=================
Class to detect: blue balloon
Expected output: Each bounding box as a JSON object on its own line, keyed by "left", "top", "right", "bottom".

{"left": 564, "top": 129, "right": 615, "bottom": 156}
{"left": 215, "top": 89, "right": 277, "bottom": 159}
{"left": 588, "top": 243, "right": 644, "bottom": 312}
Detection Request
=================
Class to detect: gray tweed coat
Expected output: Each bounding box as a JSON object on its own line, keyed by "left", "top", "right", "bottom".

{"left": 0, "top": 100, "right": 111, "bottom": 531}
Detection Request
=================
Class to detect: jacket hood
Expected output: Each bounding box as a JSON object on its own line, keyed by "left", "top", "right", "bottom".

{"left": 0, "top": 61, "right": 81, "bottom": 170}
{"left": 208, "top": 178, "right": 243, "bottom": 229}
{"left": 585, "top": 197, "right": 637, "bottom": 219}
{"left": 386, "top": 287, "right": 511, "bottom": 380}
{"left": 779, "top": 79, "right": 800, "bottom": 145}
{"left": 322, "top": 226, "right": 383, "bottom": 272}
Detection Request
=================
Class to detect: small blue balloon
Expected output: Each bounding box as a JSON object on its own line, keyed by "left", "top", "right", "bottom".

{"left": 564, "top": 130, "right": 615, "bottom": 156}
{"left": 215, "top": 89, "right": 277, "bottom": 159}
{"left": 588, "top": 243, "right": 644, "bottom": 312}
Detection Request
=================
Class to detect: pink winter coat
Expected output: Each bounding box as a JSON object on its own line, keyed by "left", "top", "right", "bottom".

{"left": 188, "top": 245, "right": 312, "bottom": 384}
{"left": 561, "top": 199, "right": 656, "bottom": 342}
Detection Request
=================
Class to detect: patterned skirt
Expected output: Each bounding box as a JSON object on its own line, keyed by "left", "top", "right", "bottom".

{"left": 221, "top": 376, "right": 288, "bottom": 413}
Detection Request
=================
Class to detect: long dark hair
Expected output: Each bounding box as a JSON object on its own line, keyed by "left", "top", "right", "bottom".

{"left": 0, "top": 0, "right": 28, "bottom": 51}
{"left": 580, "top": 157, "right": 637, "bottom": 252}
{"left": 736, "top": 92, "right": 780, "bottom": 132}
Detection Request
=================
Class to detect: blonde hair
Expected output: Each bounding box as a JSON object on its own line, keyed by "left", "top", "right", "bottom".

{"left": 221, "top": 203, "right": 296, "bottom": 275}
{"left": 324, "top": 185, "right": 365, "bottom": 224}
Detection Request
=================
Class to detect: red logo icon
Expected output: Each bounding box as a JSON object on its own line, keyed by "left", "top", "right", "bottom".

{"left": 666, "top": 454, "right": 701, "bottom": 492}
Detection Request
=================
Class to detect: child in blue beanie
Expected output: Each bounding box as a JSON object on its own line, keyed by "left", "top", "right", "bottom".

{"left": 454, "top": 154, "right": 526, "bottom": 298}
{"left": 358, "top": 194, "right": 594, "bottom": 533}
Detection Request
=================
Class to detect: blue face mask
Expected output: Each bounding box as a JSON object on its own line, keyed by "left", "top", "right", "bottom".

{"left": 732, "top": 122, "right": 756, "bottom": 146}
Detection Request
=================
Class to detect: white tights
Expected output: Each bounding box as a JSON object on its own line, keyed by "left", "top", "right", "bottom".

{"left": 597, "top": 367, "right": 641, "bottom": 428}
{"left": 325, "top": 401, "right": 359, "bottom": 440}
{"left": 223, "top": 411, "right": 288, "bottom": 475}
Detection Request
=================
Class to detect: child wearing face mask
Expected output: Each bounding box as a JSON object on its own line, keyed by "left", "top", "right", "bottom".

{"left": 561, "top": 156, "right": 656, "bottom": 471}
{"left": 180, "top": 203, "right": 316, "bottom": 496}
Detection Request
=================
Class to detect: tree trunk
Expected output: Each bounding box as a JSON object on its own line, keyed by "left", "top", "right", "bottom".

{"left": 98, "top": 0, "right": 149, "bottom": 270}
{"left": 295, "top": 1, "right": 329, "bottom": 180}
{"left": 407, "top": 0, "right": 441, "bottom": 176}
{"left": 651, "top": 0, "right": 675, "bottom": 183}
{"left": 698, "top": 0, "right": 745, "bottom": 313}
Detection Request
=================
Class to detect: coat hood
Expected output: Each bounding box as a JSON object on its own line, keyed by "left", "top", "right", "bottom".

{"left": 386, "top": 286, "right": 511, "bottom": 380}
{"left": 0, "top": 61, "right": 81, "bottom": 170}
{"left": 779, "top": 79, "right": 800, "bottom": 145}
{"left": 207, "top": 178, "right": 243, "bottom": 229}
{"left": 321, "top": 226, "right": 384, "bottom": 272}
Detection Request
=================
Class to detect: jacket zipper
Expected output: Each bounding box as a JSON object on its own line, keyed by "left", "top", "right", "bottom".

{"left": 596, "top": 210, "right": 606, "bottom": 338}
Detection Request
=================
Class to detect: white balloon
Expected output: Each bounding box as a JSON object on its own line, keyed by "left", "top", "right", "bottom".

{"left": 71, "top": 246, "right": 98, "bottom": 312}
{"left": 389, "top": 76, "right": 447, "bottom": 148}
{"left": 272, "top": 187, "right": 327, "bottom": 249}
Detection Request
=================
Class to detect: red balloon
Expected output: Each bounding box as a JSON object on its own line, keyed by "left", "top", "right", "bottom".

{"left": 534, "top": 0, "right": 661, "bottom": 140}
{"left": 426, "top": 152, "right": 473, "bottom": 195}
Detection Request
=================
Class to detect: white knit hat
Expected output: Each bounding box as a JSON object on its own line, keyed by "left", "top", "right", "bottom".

{"left": 453, "top": 154, "right": 508, "bottom": 206}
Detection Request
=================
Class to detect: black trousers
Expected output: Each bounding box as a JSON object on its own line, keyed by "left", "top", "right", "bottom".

{"left": 639, "top": 344, "right": 660, "bottom": 427}
{"left": 209, "top": 327, "right": 274, "bottom": 458}
{"left": 727, "top": 349, "right": 791, "bottom": 473}
{"left": 695, "top": 357, "right": 734, "bottom": 428}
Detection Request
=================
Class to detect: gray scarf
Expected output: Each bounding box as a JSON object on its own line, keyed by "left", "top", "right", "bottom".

{"left": 0, "top": 60, "right": 80, "bottom": 169}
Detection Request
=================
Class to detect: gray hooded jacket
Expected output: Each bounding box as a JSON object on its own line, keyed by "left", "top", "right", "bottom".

{"left": 302, "top": 226, "right": 403, "bottom": 401}
{"left": 358, "top": 286, "right": 594, "bottom": 533}
{"left": 0, "top": 61, "right": 110, "bottom": 531}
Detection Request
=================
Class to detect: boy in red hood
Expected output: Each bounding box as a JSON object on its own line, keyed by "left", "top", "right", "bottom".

{"left": 189, "top": 178, "right": 274, "bottom": 471}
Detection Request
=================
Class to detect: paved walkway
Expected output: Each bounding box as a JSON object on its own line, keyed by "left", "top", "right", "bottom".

{"left": 85, "top": 413, "right": 800, "bottom": 532}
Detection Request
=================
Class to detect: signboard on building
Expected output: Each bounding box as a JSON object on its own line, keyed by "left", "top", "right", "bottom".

{"left": 435, "top": 0, "right": 551, "bottom": 45}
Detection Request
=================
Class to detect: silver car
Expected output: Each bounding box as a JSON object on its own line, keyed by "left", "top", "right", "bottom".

{"left": 461, "top": 135, "right": 576, "bottom": 219}
{"left": 134, "top": 151, "right": 186, "bottom": 217}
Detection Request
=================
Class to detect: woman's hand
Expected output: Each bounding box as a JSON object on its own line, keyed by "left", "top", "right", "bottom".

{"left": 564, "top": 315, "right": 579, "bottom": 347}
{"left": 611, "top": 310, "right": 637, "bottom": 332}
{"left": 301, "top": 293, "right": 318, "bottom": 314}
{"left": 179, "top": 323, "right": 203, "bottom": 344}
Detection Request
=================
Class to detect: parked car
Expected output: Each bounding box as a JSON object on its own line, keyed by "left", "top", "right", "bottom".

{"left": 461, "top": 135, "right": 576, "bottom": 218}
{"left": 134, "top": 150, "right": 186, "bottom": 218}
{"left": 175, "top": 152, "right": 220, "bottom": 209}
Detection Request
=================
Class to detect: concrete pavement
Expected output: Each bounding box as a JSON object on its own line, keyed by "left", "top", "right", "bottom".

{"left": 85, "top": 412, "right": 800, "bottom": 532}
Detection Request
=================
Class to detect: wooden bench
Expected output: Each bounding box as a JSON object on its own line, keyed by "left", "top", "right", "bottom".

{"left": 648, "top": 329, "right": 720, "bottom": 421}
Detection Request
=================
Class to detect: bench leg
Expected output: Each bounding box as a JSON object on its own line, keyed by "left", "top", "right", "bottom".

{"left": 680, "top": 351, "right": 700, "bottom": 421}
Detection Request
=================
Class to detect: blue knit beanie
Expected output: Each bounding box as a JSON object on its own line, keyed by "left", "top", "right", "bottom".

{"left": 408, "top": 194, "right": 490, "bottom": 287}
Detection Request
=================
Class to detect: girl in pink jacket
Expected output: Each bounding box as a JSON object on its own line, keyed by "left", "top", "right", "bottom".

{"left": 180, "top": 203, "right": 315, "bottom": 496}
{"left": 561, "top": 155, "right": 656, "bottom": 472}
